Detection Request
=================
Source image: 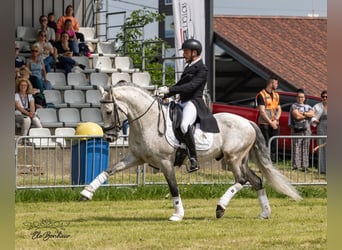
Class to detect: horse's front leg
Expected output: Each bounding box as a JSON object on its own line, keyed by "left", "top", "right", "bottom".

{"left": 160, "top": 160, "right": 184, "bottom": 222}
{"left": 80, "top": 153, "right": 143, "bottom": 200}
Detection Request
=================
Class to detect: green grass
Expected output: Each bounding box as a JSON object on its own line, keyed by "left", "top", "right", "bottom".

{"left": 15, "top": 197, "right": 327, "bottom": 249}
{"left": 15, "top": 185, "right": 327, "bottom": 202}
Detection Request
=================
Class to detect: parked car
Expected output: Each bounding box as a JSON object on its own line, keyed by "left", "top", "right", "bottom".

{"left": 212, "top": 91, "right": 321, "bottom": 153}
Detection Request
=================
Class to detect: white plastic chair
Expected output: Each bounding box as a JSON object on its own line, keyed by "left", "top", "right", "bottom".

{"left": 90, "top": 72, "right": 110, "bottom": 90}
{"left": 43, "top": 90, "right": 67, "bottom": 108}
{"left": 80, "top": 108, "right": 104, "bottom": 126}
{"left": 93, "top": 56, "right": 118, "bottom": 73}
{"left": 55, "top": 127, "right": 75, "bottom": 147}
{"left": 132, "top": 72, "right": 155, "bottom": 90}
{"left": 46, "top": 72, "right": 72, "bottom": 90}
{"left": 72, "top": 56, "right": 95, "bottom": 74}
{"left": 16, "top": 26, "right": 37, "bottom": 42}
{"left": 114, "top": 56, "right": 140, "bottom": 73}
{"left": 111, "top": 72, "right": 131, "bottom": 85}
{"left": 67, "top": 72, "right": 94, "bottom": 90}
{"left": 64, "top": 90, "right": 91, "bottom": 108}
{"left": 96, "top": 41, "right": 117, "bottom": 58}
{"left": 16, "top": 40, "right": 31, "bottom": 53}
{"left": 29, "top": 128, "right": 58, "bottom": 148}
{"left": 85, "top": 90, "right": 102, "bottom": 108}
{"left": 36, "top": 108, "right": 63, "bottom": 127}
{"left": 58, "top": 108, "right": 81, "bottom": 127}
{"left": 78, "top": 27, "right": 99, "bottom": 43}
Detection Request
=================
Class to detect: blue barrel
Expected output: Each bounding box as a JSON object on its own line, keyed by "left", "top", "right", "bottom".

{"left": 71, "top": 138, "right": 109, "bottom": 185}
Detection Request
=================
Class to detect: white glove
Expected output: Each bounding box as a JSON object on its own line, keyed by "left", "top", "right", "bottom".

{"left": 158, "top": 86, "right": 169, "bottom": 98}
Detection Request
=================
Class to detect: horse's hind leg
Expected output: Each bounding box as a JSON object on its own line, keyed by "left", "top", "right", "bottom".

{"left": 244, "top": 160, "right": 271, "bottom": 219}
{"left": 80, "top": 154, "right": 142, "bottom": 200}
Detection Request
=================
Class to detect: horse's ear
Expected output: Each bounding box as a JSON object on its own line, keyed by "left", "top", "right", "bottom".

{"left": 98, "top": 86, "right": 106, "bottom": 98}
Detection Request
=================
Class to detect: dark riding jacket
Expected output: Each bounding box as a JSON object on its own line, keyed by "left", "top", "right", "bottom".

{"left": 166, "top": 59, "right": 219, "bottom": 133}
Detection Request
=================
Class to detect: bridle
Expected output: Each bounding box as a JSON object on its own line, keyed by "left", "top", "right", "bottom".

{"left": 100, "top": 91, "right": 166, "bottom": 136}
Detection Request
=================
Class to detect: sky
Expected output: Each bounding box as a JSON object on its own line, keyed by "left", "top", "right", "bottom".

{"left": 101, "top": 0, "right": 327, "bottom": 39}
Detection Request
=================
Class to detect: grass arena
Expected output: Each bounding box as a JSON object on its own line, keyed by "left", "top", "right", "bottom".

{"left": 15, "top": 185, "right": 327, "bottom": 249}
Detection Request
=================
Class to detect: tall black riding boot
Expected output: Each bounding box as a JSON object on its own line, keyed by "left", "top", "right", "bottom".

{"left": 183, "top": 126, "right": 200, "bottom": 173}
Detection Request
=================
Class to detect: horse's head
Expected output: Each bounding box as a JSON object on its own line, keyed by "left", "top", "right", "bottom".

{"left": 98, "top": 86, "right": 128, "bottom": 142}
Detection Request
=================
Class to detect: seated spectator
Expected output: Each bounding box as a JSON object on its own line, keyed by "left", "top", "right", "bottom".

{"left": 15, "top": 42, "right": 26, "bottom": 77}
{"left": 26, "top": 44, "right": 52, "bottom": 90}
{"left": 37, "top": 15, "right": 56, "bottom": 44}
{"left": 56, "top": 19, "right": 79, "bottom": 55}
{"left": 55, "top": 32, "right": 85, "bottom": 75}
{"left": 33, "top": 30, "right": 57, "bottom": 73}
{"left": 15, "top": 78, "right": 42, "bottom": 140}
{"left": 18, "top": 66, "right": 46, "bottom": 109}
{"left": 47, "top": 12, "right": 57, "bottom": 32}
{"left": 56, "top": 5, "right": 85, "bottom": 42}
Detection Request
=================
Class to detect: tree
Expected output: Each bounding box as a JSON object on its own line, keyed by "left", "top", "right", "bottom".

{"left": 116, "top": 8, "right": 175, "bottom": 86}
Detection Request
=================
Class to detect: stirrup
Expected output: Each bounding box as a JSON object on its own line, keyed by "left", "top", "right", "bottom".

{"left": 187, "top": 158, "right": 199, "bottom": 173}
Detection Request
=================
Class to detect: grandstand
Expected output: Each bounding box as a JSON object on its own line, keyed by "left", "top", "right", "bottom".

{"left": 15, "top": 0, "right": 158, "bottom": 137}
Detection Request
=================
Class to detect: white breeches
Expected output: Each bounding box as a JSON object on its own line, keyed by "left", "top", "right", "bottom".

{"left": 179, "top": 101, "right": 197, "bottom": 134}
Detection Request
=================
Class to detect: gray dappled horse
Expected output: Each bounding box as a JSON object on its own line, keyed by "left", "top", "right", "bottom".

{"left": 80, "top": 82, "right": 301, "bottom": 221}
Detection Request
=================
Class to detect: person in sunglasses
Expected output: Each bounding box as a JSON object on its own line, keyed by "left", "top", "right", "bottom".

{"left": 33, "top": 30, "right": 57, "bottom": 73}
{"left": 37, "top": 15, "right": 55, "bottom": 44}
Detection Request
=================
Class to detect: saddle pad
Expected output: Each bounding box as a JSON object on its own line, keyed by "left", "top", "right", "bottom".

{"left": 165, "top": 105, "right": 213, "bottom": 150}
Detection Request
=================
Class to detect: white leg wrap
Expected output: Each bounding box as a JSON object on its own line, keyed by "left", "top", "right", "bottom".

{"left": 169, "top": 196, "right": 184, "bottom": 221}
{"left": 217, "top": 183, "right": 243, "bottom": 210}
{"left": 257, "top": 189, "right": 271, "bottom": 219}
{"left": 80, "top": 172, "right": 109, "bottom": 200}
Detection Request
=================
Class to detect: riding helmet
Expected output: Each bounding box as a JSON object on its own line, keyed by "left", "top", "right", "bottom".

{"left": 181, "top": 39, "right": 202, "bottom": 55}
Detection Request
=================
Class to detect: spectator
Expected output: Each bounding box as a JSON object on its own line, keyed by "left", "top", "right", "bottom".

{"left": 56, "top": 5, "right": 85, "bottom": 42}
{"left": 26, "top": 44, "right": 52, "bottom": 90}
{"left": 289, "top": 89, "right": 315, "bottom": 172}
{"left": 47, "top": 12, "right": 57, "bottom": 32}
{"left": 312, "top": 90, "right": 328, "bottom": 174}
{"left": 56, "top": 19, "right": 79, "bottom": 55}
{"left": 33, "top": 30, "right": 57, "bottom": 73}
{"left": 15, "top": 78, "right": 42, "bottom": 141}
{"left": 37, "top": 15, "right": 56, "bottom": 44}
{"left": 55, "top": 32, "right": 85, "bottom": 75}
{"left": 15, "top": 42, "right": 25, "bottom": 77}
{"left": 256, "top": 78, "right": 282, "bottom": 162}
{"left": 18, "top": 66, "right": 46, "bottom": 109}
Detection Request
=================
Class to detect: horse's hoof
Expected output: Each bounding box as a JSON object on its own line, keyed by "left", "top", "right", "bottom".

{"left": 258, "top": 212, "right": 271, "bottom": 219}
{"left": 79, "top": 195, "right": 89, "bottom": 201}
{"left": 216, "top": 204, "right": 225, "bottom": 219}
{"left": 169, "top": 214, "right": 183, "bottom": 221}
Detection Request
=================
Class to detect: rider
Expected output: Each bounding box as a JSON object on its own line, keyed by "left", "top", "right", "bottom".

{"left": 158, "top": 39, "right": 220, "bottom": 173}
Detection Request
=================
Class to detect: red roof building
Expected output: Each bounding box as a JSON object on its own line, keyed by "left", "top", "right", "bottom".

{"left": 213, "top": 16, "right": 327, "bottom": 102}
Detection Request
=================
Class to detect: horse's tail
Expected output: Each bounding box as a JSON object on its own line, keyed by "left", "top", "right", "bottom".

{"left": 249, "top": 122, "right": 302, "bottom": 201}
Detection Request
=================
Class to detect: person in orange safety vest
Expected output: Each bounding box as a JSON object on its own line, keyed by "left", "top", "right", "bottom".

{"left": 256, "top": 78, "right": 282, "bottom": 162}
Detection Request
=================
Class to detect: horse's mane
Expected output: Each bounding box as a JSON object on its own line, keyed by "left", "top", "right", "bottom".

{"left": 113, "top": 81, "right": 153, "bottom": 97}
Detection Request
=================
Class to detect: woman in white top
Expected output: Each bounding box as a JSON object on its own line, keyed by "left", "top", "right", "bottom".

{"left": 33, "top": 30, "right": 57, "bottom": 73}
{"left": 312, "top": 90, "right": 328, "bottom": 174}
{"left": 15, "top": 78, "right": 42, "bottom": 138}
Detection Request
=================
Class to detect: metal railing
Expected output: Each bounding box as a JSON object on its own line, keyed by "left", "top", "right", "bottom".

{"left": 268, "top": 135, "right": 327, "bottom": 185}
{"left": 15, "top": 134, "right": 327, "bottom": 189}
